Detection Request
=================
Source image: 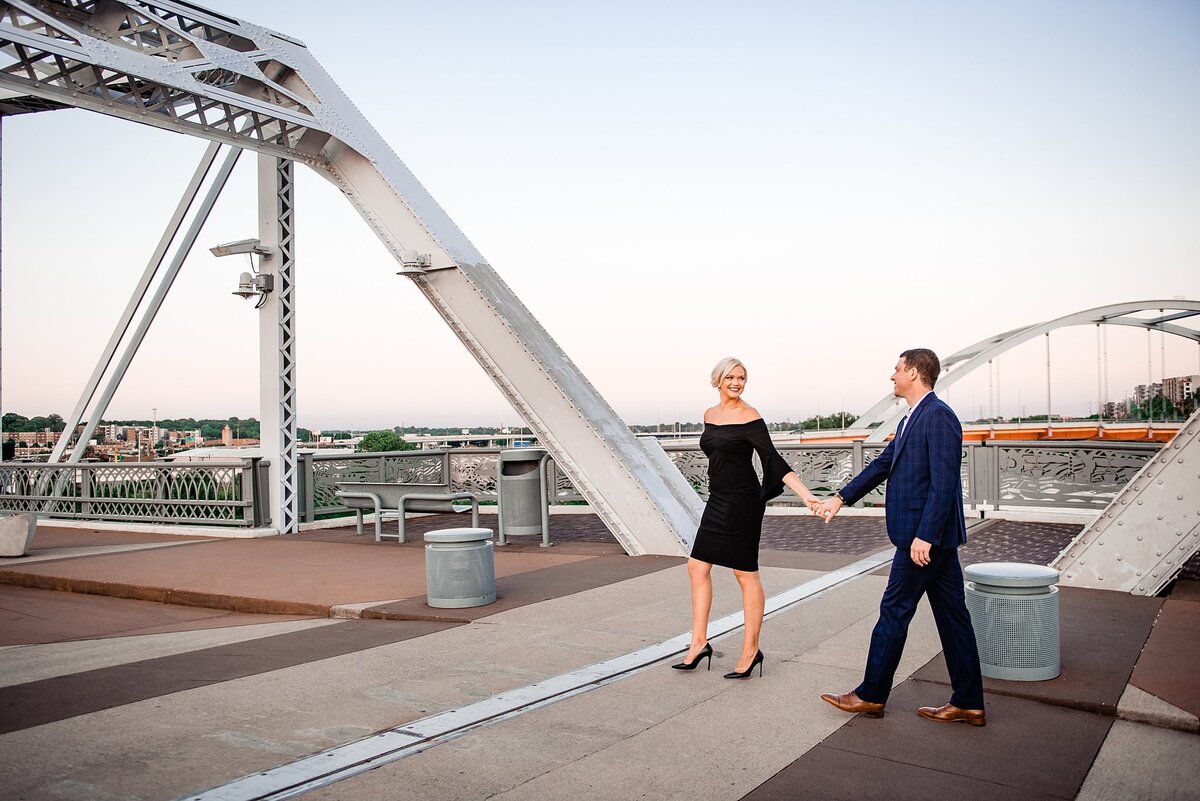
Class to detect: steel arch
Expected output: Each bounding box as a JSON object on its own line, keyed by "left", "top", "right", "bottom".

{"left": 853, "top": 300, "right": 1200, "bottom": 442}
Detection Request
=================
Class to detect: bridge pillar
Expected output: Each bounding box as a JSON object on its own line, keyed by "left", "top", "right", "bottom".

{"left": 257, "top": 156, "right": 299, "bottom": 533}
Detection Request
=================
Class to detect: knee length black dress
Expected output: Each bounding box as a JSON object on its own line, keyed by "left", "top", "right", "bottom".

{"left": 689, "top": 418, "right": 793, "bottom": 572}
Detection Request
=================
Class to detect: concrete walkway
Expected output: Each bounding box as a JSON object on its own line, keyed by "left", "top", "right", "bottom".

{"left": 0, "top": 514, "right": 1195, "bottom": 800}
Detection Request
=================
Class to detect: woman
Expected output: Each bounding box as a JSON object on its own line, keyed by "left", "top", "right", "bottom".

{"left": 672, "top": 357, "right": 821, "bottom": 679}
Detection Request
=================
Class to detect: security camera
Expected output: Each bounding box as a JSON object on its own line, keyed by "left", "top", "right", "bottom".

{"left": 210, "top": 238, "right": 272, "bottom": 258}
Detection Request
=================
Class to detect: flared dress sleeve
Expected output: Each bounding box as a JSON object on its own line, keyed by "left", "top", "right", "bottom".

{"left": 747, "top": 419, "right": 794, "bottom": 502}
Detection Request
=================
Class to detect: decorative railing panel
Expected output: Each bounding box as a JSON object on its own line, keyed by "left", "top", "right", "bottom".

{"left": 309, "top": 451, "right": 448, "bottom": 515}
{"left": 993, "top": 442, "right": 1159, "bottom": 507}
{"left": 0, "top": 461, "right": 257, "bottom": 525}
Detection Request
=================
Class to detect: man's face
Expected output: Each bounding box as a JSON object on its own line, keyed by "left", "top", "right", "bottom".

{"left": 891, "top": 358, "right": 918, "bottom": 398}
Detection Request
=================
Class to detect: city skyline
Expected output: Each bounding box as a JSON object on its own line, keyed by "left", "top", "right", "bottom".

{"left": 2, "top": 1, "right": 1197, "bottom": 430}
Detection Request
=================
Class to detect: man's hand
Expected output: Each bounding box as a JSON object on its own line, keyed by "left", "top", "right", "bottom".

{"left": 817, "top": 497, "right": 843, "bottom": 524}
{"left": 910, "top": 537, "right": 932, "bottom": 567}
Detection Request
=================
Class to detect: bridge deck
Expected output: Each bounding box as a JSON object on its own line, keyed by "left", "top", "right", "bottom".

{"left": 0, "top": 515, "right": 1195, "bottom": 800}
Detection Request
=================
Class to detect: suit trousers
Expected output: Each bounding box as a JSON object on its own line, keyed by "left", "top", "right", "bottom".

{"left": 855, "top": 546, "right": 985, "bottom": 710}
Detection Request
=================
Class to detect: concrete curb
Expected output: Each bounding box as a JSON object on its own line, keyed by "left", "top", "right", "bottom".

{"left": 0, "top": 570, "right": 331, "bottom": 617}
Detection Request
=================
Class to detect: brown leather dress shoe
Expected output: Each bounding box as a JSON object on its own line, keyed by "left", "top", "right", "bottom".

{"left": 917, "top": 703, "right": 986, "bottom": 727}
{"left": 820, "top": 691, "right": 885, "bottom": 718}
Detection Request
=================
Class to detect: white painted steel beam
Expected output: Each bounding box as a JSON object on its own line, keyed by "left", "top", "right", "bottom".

{"left": 50, "top": 142, "right": 224, "bottom": 464}
{"left": 853, "top": 301, "right": 1200, "bottom": 442}
{"left": 0, "top": 1, "right": 701, "bottom": 554}
{"left": 256, "top": 155, "right": 298, "bottom": 533}
{"left": 54, "top": 145, "right": 242, "bottom": 472}
{"left": 1052, "top": 407, "right": 1200, "bottom": 596}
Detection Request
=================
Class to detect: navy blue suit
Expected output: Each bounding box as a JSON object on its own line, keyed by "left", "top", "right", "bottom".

{"left": 839, "top": 392, "right": 984, "bottom": 710}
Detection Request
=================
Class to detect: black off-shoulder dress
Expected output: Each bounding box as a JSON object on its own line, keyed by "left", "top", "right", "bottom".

{"left": 689, "top": 418, "right": 793, "bottom": 572}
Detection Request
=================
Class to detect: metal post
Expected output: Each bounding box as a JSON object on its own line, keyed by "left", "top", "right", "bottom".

{"left": 1096, "top": 324, "right": 1104, "bottom": 437}
{"left": 1159, "top": 317, "right": 1167, "bottom": 420}
{"left": 257, "top": 155, "right": 298, "bottom": 534}
{"left": 299, "top": 451, "right": 314, "bottom": 523}
{"left": 1045, "top": 333, "right": 1053, "bottom": 437}
{"left": 1147, "top": 328, "right": 1154, "bottom": 436}
{"left": 988, "top": 359, "right": 995, "bottom": 439}
{"left": 1102, "top": 326, "right": 1110, "bottom": 426}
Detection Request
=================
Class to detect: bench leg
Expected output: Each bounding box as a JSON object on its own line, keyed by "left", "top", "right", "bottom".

{"left": 398, "top": 510, "right": 406, "bottom": 544}
{"left": 374, "top": 501, "right": 384, "bottom": 542}
{"left": 355, "top": 510, "right": 364, "bottom": 537}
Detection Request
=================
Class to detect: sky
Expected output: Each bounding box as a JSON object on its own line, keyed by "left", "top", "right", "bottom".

{"left": 1, "top": 0, "right": 1198, "bottom": 429}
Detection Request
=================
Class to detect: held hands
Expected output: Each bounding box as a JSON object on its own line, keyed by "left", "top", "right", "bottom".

{"left": 815, "top": 496, "right": 843, "bottom": 523}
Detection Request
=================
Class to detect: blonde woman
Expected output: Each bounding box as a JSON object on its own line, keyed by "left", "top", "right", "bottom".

{"left": 672, "top": 357, "right": 821, "bottom": 678}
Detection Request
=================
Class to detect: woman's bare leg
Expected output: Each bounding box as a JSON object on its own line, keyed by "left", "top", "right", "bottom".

{"left": 733, "top": 569, "right": 765, "bottom": 671}
{"left": 685, "top": 558, "right": 714, "bottom": 660}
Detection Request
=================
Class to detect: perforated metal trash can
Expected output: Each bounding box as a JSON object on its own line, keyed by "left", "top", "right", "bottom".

{"left": 497, "top": 448, "right": 551, "bottom": 546}
{"left": 424, "top": 528, "right": 496, "bottom": 609}
{"left": 965, "top": 562, "right": 1060, "bottom": 681}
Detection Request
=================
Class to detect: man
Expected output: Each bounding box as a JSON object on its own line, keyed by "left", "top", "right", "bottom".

{"left": 816, "top": 349, "right": 985, "bottom": 726}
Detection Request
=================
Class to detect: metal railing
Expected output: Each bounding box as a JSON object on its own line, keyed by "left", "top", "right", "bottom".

{"left": 0, "top": 459, "right": 266, "bottom": 526}
{"left": 0, "top": 440, "right": 1161, "bottom": 528}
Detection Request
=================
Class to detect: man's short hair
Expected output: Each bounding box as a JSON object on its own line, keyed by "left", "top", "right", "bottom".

{"left": 900, "top": 348, "right": 941, "bottom": 388}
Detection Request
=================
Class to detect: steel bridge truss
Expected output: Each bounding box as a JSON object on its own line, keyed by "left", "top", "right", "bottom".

{"left": 1052, "top": 407, "right": 1200, "bottom": 596}
{"left": 0, "top": 0, "right": 701, "bottom": 552}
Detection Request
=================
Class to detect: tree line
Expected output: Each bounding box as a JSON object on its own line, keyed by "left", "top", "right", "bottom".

{"left": 2, "top": 413, "right": 314, "bottom": 443}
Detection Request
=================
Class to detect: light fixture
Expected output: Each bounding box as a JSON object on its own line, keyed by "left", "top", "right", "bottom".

{"left": 211, "top": 238, "right": 274, "bottom": 308}
{"left": 233, "top": 271, "right": 274, "bottom": 308}
{"left": 396, "top": 250, "right": 433, "bottom": 276}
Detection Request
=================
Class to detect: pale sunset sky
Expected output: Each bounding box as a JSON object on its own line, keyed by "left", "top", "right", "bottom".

{"left": 2, "top": 1, "right": 1197, "bottom": 429}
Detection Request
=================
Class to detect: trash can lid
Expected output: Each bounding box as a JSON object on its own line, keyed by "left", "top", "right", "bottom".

{"left": 965, "top": 562, "right": 1060, "bottom": 588}
{"left": 499, "top": 448, "right": 547, "bottom": 462}
{"left": 424, "top": 527, "right": 494, "bottom": 544}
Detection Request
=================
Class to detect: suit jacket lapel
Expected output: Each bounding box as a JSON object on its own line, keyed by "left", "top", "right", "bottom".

{"left": 890, "top": 391, "right": 936, "bottom": 467}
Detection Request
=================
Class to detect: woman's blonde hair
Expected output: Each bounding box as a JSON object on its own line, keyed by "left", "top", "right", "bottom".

{"left": 710, "top": 357, "right": 746, "bottom": 388}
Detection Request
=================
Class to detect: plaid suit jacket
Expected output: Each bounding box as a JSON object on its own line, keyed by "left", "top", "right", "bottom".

{"left": 839, "top": 392, "right": 967, "bottom": 549}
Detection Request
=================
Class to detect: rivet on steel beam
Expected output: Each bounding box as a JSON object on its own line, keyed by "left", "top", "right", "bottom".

{"left": 1137, "top": 535, "right": 1143, "bottom": 541}
{"left": 1117, "top": 555, "right": 1123, "bottom": 561}
{"left": 1117, "top": 521, "right": 1124, "bottom": 526}
{"left": 1157, "top": 515, "right": 1164, "bottom": 521}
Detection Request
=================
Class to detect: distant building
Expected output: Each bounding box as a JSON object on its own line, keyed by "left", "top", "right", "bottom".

{"left": 1134, "top": 383, "right": 1163, "bottom": 406}
{"left": 222, "top": 425, "right": 234, "bottom": 447}
{"left": 1162, "top": 374, "right": 1199, "bottom": 408}
{"left": 1101, "top": 401, "right": 1128, "bottom": 420}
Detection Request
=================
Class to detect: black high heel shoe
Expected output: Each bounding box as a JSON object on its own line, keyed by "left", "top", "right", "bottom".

{"left": 672, "top": 642, "right": 713, "bottom": 671}
{"left": 724, "top": 650, "right": 764, "bottom": 679}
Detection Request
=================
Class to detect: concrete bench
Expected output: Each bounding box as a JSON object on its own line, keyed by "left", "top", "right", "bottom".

{"left": 335, "top": 481, "right": 479, "bottom": 543}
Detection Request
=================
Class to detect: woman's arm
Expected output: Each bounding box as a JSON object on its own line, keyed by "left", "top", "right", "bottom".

{"left": 782, "top": 471, "right": 822, "bottom": 511}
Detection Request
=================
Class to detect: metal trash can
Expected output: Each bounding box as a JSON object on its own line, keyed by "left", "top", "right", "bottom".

{"left": 424, "top": 527, "right": 496, "bottom": 608}
{"left": 497, "top": 448, "right": 551, "bottom": 547}
{"left": 965, "top": 562, "right": 1061, "bottom": 681}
